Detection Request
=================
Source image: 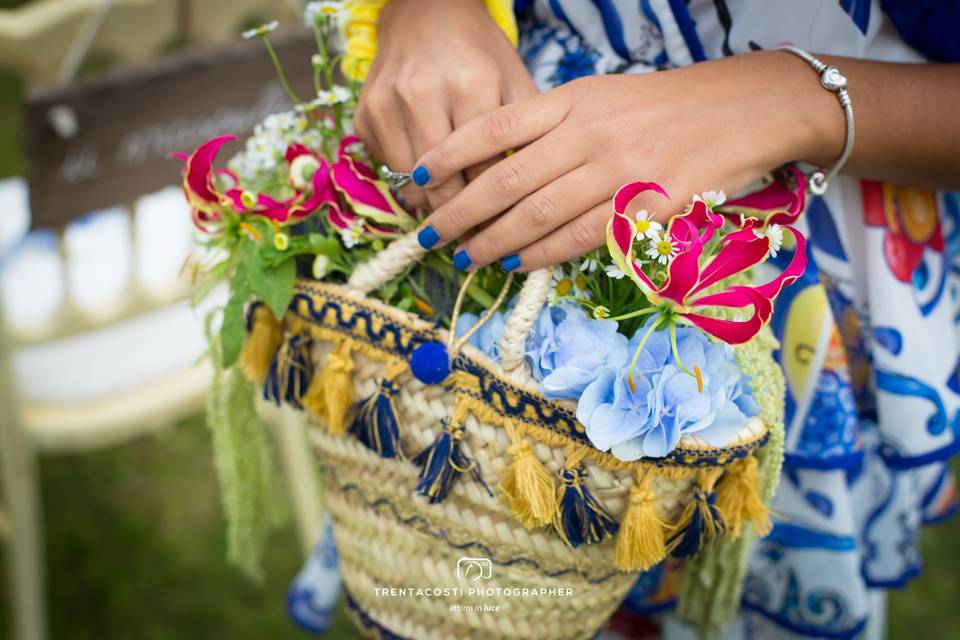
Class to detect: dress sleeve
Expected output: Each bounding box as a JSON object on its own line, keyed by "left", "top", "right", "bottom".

{"left": 341, "top": 0, "right": 519, "bottom": 81}
{"left": 881, "top": 0, "right": 960, "bottom": 62}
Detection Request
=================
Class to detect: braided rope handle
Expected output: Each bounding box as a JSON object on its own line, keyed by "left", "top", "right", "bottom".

{"left": 344, "top": 230, "right": 554, "bottom": 383}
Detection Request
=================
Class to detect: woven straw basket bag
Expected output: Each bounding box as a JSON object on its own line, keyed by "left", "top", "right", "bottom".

{"left": 240, "top": 232, "right": 778, "bottom": 640}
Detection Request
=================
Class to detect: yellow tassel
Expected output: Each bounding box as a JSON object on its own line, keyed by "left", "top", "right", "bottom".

{"left": 614, "top": 468, "right": 668, "bottom": 572}
{"left": 304, "top": 340, "right": 355, "bottom": 435}
{"left": 239, "top": 304, "right": 282, "bottom": 382}
{"left": 716, "top": 455, "right": 770, "bottom": 538}
{"left": 499, "top": 423, "right": 556, "bottom": 529}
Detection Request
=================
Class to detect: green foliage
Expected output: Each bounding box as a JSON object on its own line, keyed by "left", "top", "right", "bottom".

{"left": 206, "top": 330, "right": 281, "bottom": 581}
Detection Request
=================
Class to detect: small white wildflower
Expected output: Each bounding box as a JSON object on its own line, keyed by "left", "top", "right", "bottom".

{"left": 645, "top": 235, "right": 678, "bottom": 265}
{"left": 339, "top": 219, "right": 365, "bottom": 249}
{"left": 592, "top": 305, "right": 610, "bottom": 320}
{"left": 579, "top": 257, "right": 599, "bottom": 273}
{"left": 765, "top": 224, "right": 784, "bottom": 257}
{"left": 315, "top": 85, "right": 351, "bottom": 106}
{"left": 633, "top": 209, "right": 663, "bottom": 241}
{"left": 242, "top": 20, "right": 279, "bottom": 40}
{"left": 698, "top": 190, "right": 727, "bottom": 207}
{"left": 305, "top": 1, "right": 343, "bottom": 27}
{"left": 604, "top": 264, "right": 626, "bottom": 280}
{"left": 312, "top": 254, "right": 331, "bottom": 279}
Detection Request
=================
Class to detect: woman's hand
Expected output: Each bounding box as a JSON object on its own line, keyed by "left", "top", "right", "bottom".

{"left": 353, "top": 0, "right": 537, "bottom": 213}
{"left": 411, "top": 51, "right": 846, "bottom": 271}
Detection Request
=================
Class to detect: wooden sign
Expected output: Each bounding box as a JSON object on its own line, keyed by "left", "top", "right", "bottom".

{"left": 23, "top": 28, "right": 319, "bottom": 229}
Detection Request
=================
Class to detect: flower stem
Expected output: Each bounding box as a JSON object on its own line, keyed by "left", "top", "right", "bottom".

{"left": 626, "top": 315, "right": 664, "bottom": 385}
{"left": 608, "top": 307, "right": 657, "bottom": 322}
{"left": 669, "top": 323, "right": 703, "bottom": 392}
{"left": 262, "top": 36, "right": 302, "bottom": 105}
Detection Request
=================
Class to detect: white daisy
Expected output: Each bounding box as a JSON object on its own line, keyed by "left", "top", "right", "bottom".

{"left": 765, "top": 224, "right": 784, "bottom": 257}
{"left": 697, "top": 190, "right": 727, "bottom": 207}
{"left": 579, "top": 257, "right": 600, "bottom": 273}
{"left": 339, "top": 219, "right": 365, "bottom": 249}
{"left": 604, "top": 264, "right": 626, "bottom": 280}
{"left": 645, "top": 235, "right": 678, "bottom": 265}
{"left": 305, "top": 1, "right": 343, "bottom": 27}
{"left": 633, "top": 209, "right": 663, "bottom": 241}
{"left": 318, "top": 85, "right": 352, "bottom": 106}
{"left": 242, "top": 20, "right": 278, "bottom": 40}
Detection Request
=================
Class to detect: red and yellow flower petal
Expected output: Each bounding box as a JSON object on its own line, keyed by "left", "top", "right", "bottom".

{"left": 606, "top": 211, "right": 657, "bottom": 295}
{"left": 683, "top": 286, "right": 773, "bottom": 344}
{"left": 692, "top": 230, "right": 770, "bottom": 295}
{"left": 753, "top": 226, "right": 808, "bottom": 300}
{"left": 658, "top": 217, "right": 707, "bottom": 305}
{"left": 331, "top": 156, "right": 416, "bottom": 229}
{"left": 180, "top": 135, "right": 237, "bottom": 208}
{"left": 719, "top": 165, "right": 807, "bottom": 227}
{"left": 613, "top": 181, "right": 670, "bottom": 215}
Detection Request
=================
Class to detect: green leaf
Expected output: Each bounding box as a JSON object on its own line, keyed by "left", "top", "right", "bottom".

{"left": 309, "top": 233, "right": 341, "bottom": 257}
{"left": 243, "top": 241, "right": 297, "bottom": 319}
{"left": 221, "top": 271, "right": 250, "bottom": 369}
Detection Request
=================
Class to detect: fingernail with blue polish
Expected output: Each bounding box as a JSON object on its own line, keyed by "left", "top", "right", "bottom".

{"left": 453, "top": 249, "right": 472, "bottom": 271}
{"left": 412, "top": 166, "right": 431, "bottom": 186}
{"left": 500, "top": 254, "right": 522, "bottom": 272}
{"left": 417, "top": 225, "right": 440, "bottom": 249}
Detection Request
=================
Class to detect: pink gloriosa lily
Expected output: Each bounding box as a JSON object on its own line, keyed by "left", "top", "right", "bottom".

{"left": 606, "top": 178, "right": 808, "bottom": 346}
{"left": 176, "top": 135, "right": 414, "bottom": 241}
{"left": 330, "top": 136, "right": 417, "bottom": 231}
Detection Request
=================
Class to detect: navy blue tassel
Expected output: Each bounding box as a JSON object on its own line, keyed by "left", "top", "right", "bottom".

{"left": 668, "top": 487, "right": 726, "bottom": 558}
{"left": 412, "top": 419, "right": 491, "bottom": 503}
{"left": 349, "top": 377, "right": 405, "bottom": 459}
{"left": 263, "top": 333, "right": 313, "bottom": 409}
{"left": 554, "top": 467, "right": 619, "bottom": 548}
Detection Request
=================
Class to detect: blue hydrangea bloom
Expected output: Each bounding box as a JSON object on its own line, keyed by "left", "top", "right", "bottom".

{"left": 578, "top": 322, "right": 759, "bottom": 459}
{"left": 454, "top": 310, "right": 508, "bottom": 361}
{"left": 525, "top": 306, "right": 629, "bottom": 400}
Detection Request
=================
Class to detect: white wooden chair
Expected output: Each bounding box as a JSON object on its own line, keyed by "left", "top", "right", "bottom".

{"left": 0, "top": 178, "right": 325, "bottom": 640}
{"left": 0, "top": 3, "right": 325, "bottom": 637}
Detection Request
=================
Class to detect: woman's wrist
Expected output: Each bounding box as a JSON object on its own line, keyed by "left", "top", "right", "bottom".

{"left": 727, "top": 51, "right": 847, "bottom": 175}
{"left": 766, "top": 50, "right": 848, "bottom": 171}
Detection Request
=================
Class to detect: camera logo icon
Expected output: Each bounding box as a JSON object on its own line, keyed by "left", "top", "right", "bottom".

{"left": 456, "top": 557, "right": 492, "bottom": 581}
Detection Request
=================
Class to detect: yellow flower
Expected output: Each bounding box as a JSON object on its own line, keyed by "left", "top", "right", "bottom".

{"left": 555, "top": 277, "right": 573, "bottom": 296}
{"left": 273, "top": 232, "right": 290, "bottom": 251}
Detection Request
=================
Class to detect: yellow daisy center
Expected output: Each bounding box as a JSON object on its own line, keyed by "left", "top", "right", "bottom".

{"left": 656, "top": 240, "right": 674, "bottom": 256}
{"left": 556, "top": 278, "right": 573, "bottom": 296}
{"left": 635, "top": 219, "right": 650, "bottom": 234}
{"left": 574, "top": 273, "right": 588, "bottom": 290}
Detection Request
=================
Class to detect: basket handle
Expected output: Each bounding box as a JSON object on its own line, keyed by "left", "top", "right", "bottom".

{"left": 346, "top": 231, "right": 553, "bottom": 383}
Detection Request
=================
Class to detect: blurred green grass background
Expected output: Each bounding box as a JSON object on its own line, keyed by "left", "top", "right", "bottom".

{"left": 1, "top": 5, "right": 959, "bottom": 636}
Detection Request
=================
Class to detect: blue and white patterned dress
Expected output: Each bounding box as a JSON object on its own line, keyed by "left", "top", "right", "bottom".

{"left": 513, "top": 1, "right": 959, "bottom": 638}
{"left": 291, "top": 2, "right": 960, "bottom": 638}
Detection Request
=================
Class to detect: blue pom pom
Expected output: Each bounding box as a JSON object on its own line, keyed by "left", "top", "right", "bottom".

{"left": 409, "top": 341, "right": 450, "bottom": 385}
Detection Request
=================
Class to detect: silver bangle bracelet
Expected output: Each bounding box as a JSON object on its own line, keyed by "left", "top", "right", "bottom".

{"left": 777, "top": 44, "right": 855, "bottom": 196}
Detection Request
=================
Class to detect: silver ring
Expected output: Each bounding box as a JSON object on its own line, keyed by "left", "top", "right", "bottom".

{"left": 381, "top": 165, "right": 412, "bottom": 190}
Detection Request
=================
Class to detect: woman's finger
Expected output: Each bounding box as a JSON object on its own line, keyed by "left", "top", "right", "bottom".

{"left": 503, "top": 202, "right": 611, "bottom": 272}
{"left": 506, "top": 186, "right": 688, "bottom": 272}
{"left": 412, "top": 89, "right": 572, "bottom": 188}
{"left": 417, "top": 130, "right": 581, "bottom": 247}
{"left": 401, "top": 95, "right": 467, "bottom": 211}
{"left": 365, "top": 90, "right": 424, "bottom": 209}
{"left": 451, "top": 86, "right": 504, "bottom": 185}
{"left": 353, "top": 102, "right": 385, "bottom": 171}
{"left": 453, "top": 164, "right": 608, "bottom": 269}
